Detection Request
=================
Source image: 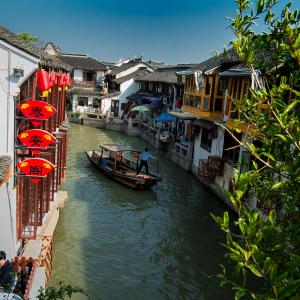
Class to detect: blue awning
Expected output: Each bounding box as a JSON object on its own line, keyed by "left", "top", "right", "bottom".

{"left": 154, "top": 112, "right": 176, "bottom": 122}
{"left": 142, "top": 96, "right": 162, "bottom": 108}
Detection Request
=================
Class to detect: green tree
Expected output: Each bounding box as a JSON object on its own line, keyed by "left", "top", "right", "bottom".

{"left": 17, "top": 32, "right": 39, "bottom": 44}
{"left": 213, "top": 0, "right": 300, "bottom": 299}
{"left": 37, "top": 282, "right": 87, "bottom": 300}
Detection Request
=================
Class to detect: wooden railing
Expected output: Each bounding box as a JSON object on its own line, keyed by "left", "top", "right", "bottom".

{"left": 35, "top": 236, "right": 53, "bottom": 286}
{"left": 182, "top": 105, "right": 224, "bottom": 121}
{"left": 13, "top": 256, "right": 36, "bottom": 300}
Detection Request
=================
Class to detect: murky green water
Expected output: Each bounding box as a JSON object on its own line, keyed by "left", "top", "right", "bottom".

{"left": 51, "top": 123, "right": 234, "bottom": 300}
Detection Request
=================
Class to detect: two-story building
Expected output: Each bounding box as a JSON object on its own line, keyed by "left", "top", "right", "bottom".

{"left": 58, "top": 53, "right": 107, "bottom": 113}
{"left": 102, "top": 58, "right": 156, "bottom": 119}
{"left": 172, "top": 49, "right": 263, "bottom": 207}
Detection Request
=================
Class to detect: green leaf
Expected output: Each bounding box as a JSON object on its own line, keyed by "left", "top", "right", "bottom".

{"left": 271, "top": 181, "right": 285, "bottom": 189}
{"left": 223, "top": 211, "right": 229, "bottom": 228}
{"left": 247, "top": 264, "right": 263, "bottom": 277}
{"left": 275, "top": 134, "right": 288, "bottom": 142}
{"left": 262, "top": 152, "right": 275, "bottom": 161}
{"left": 235, "top": 288, "right": 246, "bottom": 300}
{"left": 283, "top": 100, "right": 299, "bottom": 116}
{"left": 263, "top": 257, "right": 272, "bottom": 274}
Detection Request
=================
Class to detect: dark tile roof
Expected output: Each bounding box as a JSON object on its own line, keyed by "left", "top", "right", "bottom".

{"left": 0, "top": 26, "right": 71, "bottom": 71}
{"left": 194, "top": 48, "right": 240, "bottom": 72}
{"left": 112, "top": 68, "right": 151, "bottom": 85}
{"left": 58, "top": 54, "right": 106, "bottom": 71}
{"left": 109, "top": 61, "right": 144, "bottom": 76}
{"left": 0, "top": 25, "right": 42, "bottom": 58}
{"left": 126, "top": 92, "right": 149, "bottom": 102}
{"left": 136, "top": 66, "right": 191, "bottom": 85}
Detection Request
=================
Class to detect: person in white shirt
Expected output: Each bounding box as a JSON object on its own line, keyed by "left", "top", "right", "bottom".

{"left": 136, "top": 147, "right": 156, "bottom": 174}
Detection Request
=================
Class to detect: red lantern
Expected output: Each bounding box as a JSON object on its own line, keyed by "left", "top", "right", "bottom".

{"left": 48, "top": 71, "right": 57, "bottom": 92}
{"left": 18, "top": 129, "right": 56, "bottom": 155}
{"left": 17, "top": 158, "right": 55, "bottom": 183}
{"left": 37, "top": 69, "right": 49, "bottom": 97}
{"left": 116, "top": 152, "right": 123, "bottom": 158}
{"left": 58, "top": 73, "right": 66, "bottom": 92}
{"left": 132, "top": 152, "right": 139, "bottom": 158}
{"left": 18, "top": 100, "right": 57, "bottom": 127}
{"left": 64, "top": 73, "right": 71, "bottom": 90}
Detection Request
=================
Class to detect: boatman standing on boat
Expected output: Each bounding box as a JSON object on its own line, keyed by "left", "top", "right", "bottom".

{"left": 137, "top": 148, "right": 156, "bottom": 175}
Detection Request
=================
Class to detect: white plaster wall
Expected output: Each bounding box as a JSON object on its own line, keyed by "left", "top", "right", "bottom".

{"left": 118, "top": 79, "right": 139, "bottom": 116}
{"left": 73, "top": 69, "right": 83, "bottom": 81}
{"left": 0, "top": 39, "right": 38, "bottom": 259}
{"left": 193, "top": 126, "right": 224, "bottom": 168}
{"left": 72, "top": 94, "right": 78, "bottom": 112}
{"left": 101, "top": 97, "right": 113, "bottom": 115}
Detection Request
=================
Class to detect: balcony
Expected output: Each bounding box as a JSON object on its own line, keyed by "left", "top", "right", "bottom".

{"left": 72, "top": 80, "right": 100, "bottom": 89}
{"left": 182, "top": 105, "right": 224, "bottom": 122}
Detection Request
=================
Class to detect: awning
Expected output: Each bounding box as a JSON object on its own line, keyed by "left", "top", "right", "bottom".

{"left": 169, "top": 111, "right": 196, "bottom": 120}
{"left": 142, "top": 96, "right": 162, "bottom": 108}
{"left": 155, "top": 112, "right": 176, "bottom": 122}
{"left": 194, "top": 119, "right": 215, "bottom": 129}
{"left": 219, "top": 68, "right": 253, "bottom": 77}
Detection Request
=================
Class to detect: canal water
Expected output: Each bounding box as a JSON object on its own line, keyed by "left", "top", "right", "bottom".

{"left": 51, "top": 123, "right": 234, "bottom": 300}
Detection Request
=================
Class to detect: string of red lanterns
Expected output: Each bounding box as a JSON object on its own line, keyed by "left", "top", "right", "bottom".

{"left": 17, "top": 69, "right": 71, "bottom": 183}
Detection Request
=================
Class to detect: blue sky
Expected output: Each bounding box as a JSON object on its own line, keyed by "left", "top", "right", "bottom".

{"left": 0, "top": 0, "right": 295, "bottom": 64}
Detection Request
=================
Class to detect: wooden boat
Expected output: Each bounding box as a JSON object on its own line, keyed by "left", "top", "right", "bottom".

{"left": 85, "top": 144, "right": 162, "bottom": 190}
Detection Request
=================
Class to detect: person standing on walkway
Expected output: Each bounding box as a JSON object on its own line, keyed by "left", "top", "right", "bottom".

{"left": 137, "top": 147, "right": 156, "bottom": 175}
{"left": 0, "top": 251, "right": 14, "bottom": 291}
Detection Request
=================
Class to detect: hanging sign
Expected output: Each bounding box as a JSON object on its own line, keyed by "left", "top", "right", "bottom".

{"left": 18, "top": 100, "right": 57, "bottom": 127}
{"left": 18, "top": 129, "right": 56, "bottom": 155}
{"left": 17, "top": 158, "right": 55, "bottom": 183}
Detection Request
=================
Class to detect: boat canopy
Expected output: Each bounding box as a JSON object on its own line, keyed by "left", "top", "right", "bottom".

{"left": 100, "top": 144, "right": 137, "bottom": 152}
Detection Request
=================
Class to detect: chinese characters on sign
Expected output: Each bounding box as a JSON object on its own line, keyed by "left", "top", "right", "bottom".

{"left": 17, "top": 100, "right": 57, "bottom": 127}
{"left": 18, "top": 129, "right": 56, "bottom": 155}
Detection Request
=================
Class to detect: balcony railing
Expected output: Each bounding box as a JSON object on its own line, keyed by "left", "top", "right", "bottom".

{"left": 182, "top": 105, "right": 224, "bottom": 121}
{"left": 72, "top": 80, "right": 102, "bottom": 89}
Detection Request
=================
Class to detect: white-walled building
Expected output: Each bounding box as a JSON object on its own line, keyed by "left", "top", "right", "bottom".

{"left": 58, "top": 53, "right": 107, "bottom": 113}
{"left": 0, "top": 26, "right": 39, "bottom": 259}
{"left": 102, "top": 60, "right": 155, "bottom": 118}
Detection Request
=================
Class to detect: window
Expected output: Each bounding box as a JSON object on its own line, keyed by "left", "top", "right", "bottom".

{"left": 195, "top": 96, "right": 201, "bottom": 109}
{"left": 184, "top": 94, "right": 189, "bottom": 105}
{"left": 205, "top": 77, "right": 211, "bottom": 95}
{"left": 157, "top": 84, "right": 162, "bottom": 93}
{"left": 74, "top": 69, "right": 83, "bottom": 81}
{"left": 93, "top": 98, "right": 101, "bottom": 108}
{"left": 203, "top": 97, "right": 209, "bottom": 110}
{"left": 86, "top": 72, "right": 94, "bottom": 81}
{"left": 222, "top": 131, "right": 241, "bottom": 165}
{"left": 121, "top": 103, "right": 126, "bottom": 111}
{"left": 214, "top": 98, "right": 223, "bottom": 112}
{"left": 78, "top": 97, "right": 88, "bottom": 106}
{"left": 140, "top": 82, "right": 145, "bottom": 91}
{"left": 189, "top": 95, "right": 195, "bottom": 107}
{"left": 149, "top": 82, "right": 153, "bottom": 91}
{"left": 200, "top": 128, "right": 212, "bottom": 152}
